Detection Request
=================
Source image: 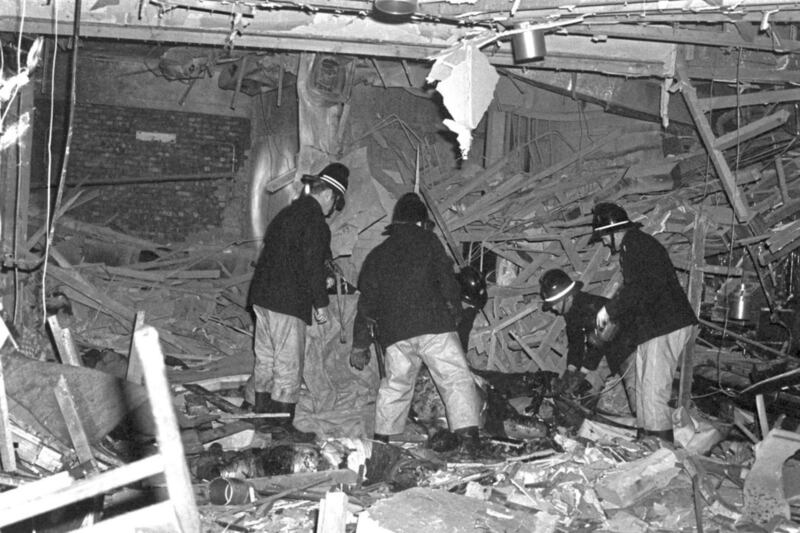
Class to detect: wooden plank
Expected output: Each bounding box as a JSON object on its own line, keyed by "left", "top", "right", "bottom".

{"left": 0, "top": 318, "right": 17, "bottom": 472}
{"left": 560, "top": 237, "right": 583, "bottom": 272}
{"left": 448, "top": 136, "right": 614, "bottom": 230}
{"left": 678, "top": 65, "right": 751, "bottom": 223}
{"left": 316, "top": 491, "right": 348, "bottom": 533}
{"left": 0, "top": 455, "right": 164, "bottom": 527}
{"left": 697, "top": 88, "right": 800, "bottom": 112}
{"left": 712, "top": 110, "right": 789, "bottom": 151}
{"left": 102, "top": 266, "right": 221, "bottom": 281}
{"left": 126, "top": 312, "right": 146, "bottom": 385}
{"left": 47, "top": 315, "right": 82, "bottom": 366}
{"left": 509, "top": 331, "right": 555, "bottom": 372}
{"left": 679, "top": 214, "right": 707, "bottom": 409}
{"left": 776, "top": 158, "right": 789, "bottom": 206}
{"left": 484, "top": 109, "right": 506, "bottom": 164}
{"left": 134, "top": 326, "right": 200, "bottom": 533}
{"left": 81, "top": 500, "right": 177, "bottom": 533}
{"left": 54, "top": 375, "right": 97, "bottom": 470}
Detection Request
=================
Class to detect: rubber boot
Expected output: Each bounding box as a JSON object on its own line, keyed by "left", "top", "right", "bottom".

{"left": 254, "top": 392, "right": 272, "bottom": 414}
{"left": 272, "top": 401, "right": 316, "bottom": 443}
{"left": 648, "top": 428, "right": 674, "bottom": 444}
{"left": 373, "top": 433, "right": 390, "bottom": 444}
{"left": 454, "top": 426, "right": 481, "bottom": 459}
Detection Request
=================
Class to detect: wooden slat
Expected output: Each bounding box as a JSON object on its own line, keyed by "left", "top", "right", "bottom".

{"left": 712, "top": 110, "right": 789, "bottom": 151}
{"left": 125, "top": 312, "right": 146, "bottom": 385}
{"left": 134, "top": 327, "right": 200, "bottom": 533}
{"left": 697, "top": 88, "right": 800, "bottom": 112}
{"left": 0, "top": 318, "right": 17, "bottom": 472}
{"left": 0, "top": 454, "right": 164, "bottom": 527}
{"left": 679, "top": 214, "right": 707, "bottom": 408}
{"left": 47, "top": 315, "right": 82, "bottom": 367}
{"left": 678, "top": 65, "right": 751, "bottom": 223}
{"left": 54, "top": 375, "right": 96, "bottom": 469}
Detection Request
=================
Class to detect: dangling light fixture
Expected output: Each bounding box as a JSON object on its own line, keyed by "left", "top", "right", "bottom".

{"left": 511, "top": 22, "right": 547, "bottom": 63}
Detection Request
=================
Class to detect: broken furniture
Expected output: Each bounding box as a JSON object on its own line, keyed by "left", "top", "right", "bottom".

{"left": 0, "top": 326, "right": 200, "bottom": 532}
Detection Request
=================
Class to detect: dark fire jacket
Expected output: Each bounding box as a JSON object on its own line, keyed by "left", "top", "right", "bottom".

{"left": 565, "top": 290, "right": 636, "bottom": 374}
{"left": 247, "top": 195, "right": 331, "bottom": 325}
{"left": 352, "top": 223, "right": 462, "bottom": 350}
{"left": 606, "top": 227, "right": 698, "bottom": 346}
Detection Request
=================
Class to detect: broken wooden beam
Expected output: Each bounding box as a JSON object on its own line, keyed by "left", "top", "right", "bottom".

{"left": 712, "top": 110, "right": 789, "bottom": 152}
{"left": 47, "top": 316, "right": 82, "bottom": 367}
{"left": 678, "top": 65, "right": 752, "bottom": 223}
{"left": 0, "top": 317, "right": 16, "bottom": 472}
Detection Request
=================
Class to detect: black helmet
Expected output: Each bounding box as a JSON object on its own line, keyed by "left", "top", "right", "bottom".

{"left": 457, "top": 266, "right": 488, "bottom": 309}
{"left": 539, "top": 269, "right": 582, "bottom": 311}
{"left": 392, "top": 193, "right": 430, "bottom": 224}
{"left": 589, "top": 202, "right": 637, "bottom": 243}
{"left": 301, "top": 162, "right": 349, "bottom": 211}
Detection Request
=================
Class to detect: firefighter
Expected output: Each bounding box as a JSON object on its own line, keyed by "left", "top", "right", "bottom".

{"left": 539, "top": 269, "right": 636, "bottom": 403}
{"left": 590, "top": 202, "right": 697, "bottom": 443}
{"left": 349, "top": 192, "right": 482, "bottom": 453}
{"left": 245, "top": 162, "right": 349, "bottom": 440}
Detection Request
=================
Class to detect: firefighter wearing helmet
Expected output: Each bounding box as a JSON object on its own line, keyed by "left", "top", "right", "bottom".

{"left": 350, "top": 192, "right": 482, "bottom": 456}
{"left": 539, "top": 269, "right": 636, "bottom": 404}
{"left": 589, "top": 202, "right": 697, "bottom": 443}
{"left": 245, "top": 162, "right": 350, "bottom": 441}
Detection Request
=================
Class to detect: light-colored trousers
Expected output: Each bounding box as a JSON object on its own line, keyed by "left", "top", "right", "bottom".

{"left": 375, "top": 332, "right": 481, "bottom": 435}
{"left": 249, "top": 305, "right": 306, "bottom": 404}
{"left": 633, "top": 325, "right": 694, "bottom": 431}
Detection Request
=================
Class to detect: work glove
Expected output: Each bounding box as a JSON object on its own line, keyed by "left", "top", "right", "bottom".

{"left": 596, "top": 306, "right": 610, "bottom": 331}
{"left": 314, "top": 307, "right": 328, "bottom": 324}
{"left": 350, "top": 347, "right": 371, "bottom": 370}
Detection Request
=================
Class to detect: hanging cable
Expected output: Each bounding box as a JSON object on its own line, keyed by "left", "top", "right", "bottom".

{"left": 43, "top": 0, "right": 79, "bottom": 326}
{"left": 11, "top": 1, "right": 26, "bottom": 324}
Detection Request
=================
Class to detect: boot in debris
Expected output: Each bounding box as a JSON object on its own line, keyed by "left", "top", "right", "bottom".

{"left": 254, "top": 392, "right": 272, "bottom": 414}
{"left": 647, "top": 428, "right": 674, "bottom": 444}
{"left": 454, "top": 426, "right": 481, "bottom": 459}
{"left": 271, "top": 401, "right": 316, "bottom": 443}
{"left": 373, "top": 433, "right": 390, "bottom": 444}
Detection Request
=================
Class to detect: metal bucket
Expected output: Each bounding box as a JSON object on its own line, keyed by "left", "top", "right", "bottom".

{"left": 209, "top": 477, "right": 253, "bottom": 505}
{"left": 511, "top": 23, "right": 547, "bottom": 63}
{"left": 727, "top": 284, "right": 752, "bottom": 321}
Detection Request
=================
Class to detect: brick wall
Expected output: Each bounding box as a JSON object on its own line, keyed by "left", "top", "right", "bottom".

{"left": 35, "top": 101, "right": 250, "bottom": 244}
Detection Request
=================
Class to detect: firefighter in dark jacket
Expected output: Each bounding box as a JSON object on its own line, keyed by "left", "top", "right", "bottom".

{"left": 349, "top": 193, "right": 482, "bottom": 451}
{"left": 539, "top": 269, "right": 636, "bottom": 402}
{"left": 591, "top": 202, "right": 698, "bottom": 443}
{"left": 246, "top": 162, "right": 349, "bottom": 438}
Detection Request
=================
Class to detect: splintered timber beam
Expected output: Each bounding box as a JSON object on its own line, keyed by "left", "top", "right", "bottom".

{"left": 697, "top": 88, "right": 800, "bottom": 112}
{"left": 679, "top": 213, "right": 708, "bottom": 408}
{"left": 0, "top": 318, "right": 16, "bottom": 472}
{"left": 678, "top": 67, "right": 752, "bottom": 223}
{"left": 713, "top": 110, "right": 789, "bottom": 152}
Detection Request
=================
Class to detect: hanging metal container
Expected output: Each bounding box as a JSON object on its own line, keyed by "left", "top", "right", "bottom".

{"left": 373, "top": 0, "right": 417, "bottom": 18}
{"left": 726, "top": 283, "right": 753, "bottom": 322}
{"left": 511, "top": 22, "right": 547, "bottom": 63}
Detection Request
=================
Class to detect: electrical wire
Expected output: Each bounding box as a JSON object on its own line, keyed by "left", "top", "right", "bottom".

{"left": 11, "top": 1, "right": 26, "bottom": 324}
{"left": 42, "top": 0, "right": 59, "bottom": 326}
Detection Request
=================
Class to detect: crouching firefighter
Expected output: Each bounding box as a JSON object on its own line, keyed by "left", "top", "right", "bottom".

{"left": 539, "top": 269, "right": 636, "bottom": 406}
{"left": 244, "top": 162, "right": 350, "bottom": 441}
{"left": 349, "top": 192, "right": 483, "bottom": 455}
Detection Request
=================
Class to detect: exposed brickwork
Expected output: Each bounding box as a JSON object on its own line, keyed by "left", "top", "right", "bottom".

{"left": 43, "top": 102, "right": 250, "bottom": 244}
